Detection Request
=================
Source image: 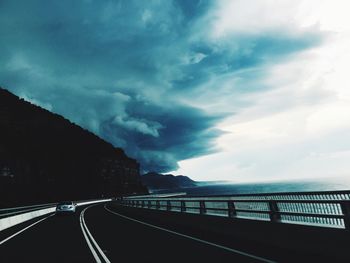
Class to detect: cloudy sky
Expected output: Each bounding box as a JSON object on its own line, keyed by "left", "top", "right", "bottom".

{"left": 1, "top": 0, "right": 350, "bottom": 181}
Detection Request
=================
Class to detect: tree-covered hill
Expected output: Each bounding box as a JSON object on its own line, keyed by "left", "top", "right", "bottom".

{"left": 0, "top": 88, "right": 147, "bottom": 207}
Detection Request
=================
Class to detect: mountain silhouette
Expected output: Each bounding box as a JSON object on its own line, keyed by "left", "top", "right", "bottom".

{"left": 142, "top": 172, "right": 197, "bottom": 191}
{"left": 0, "top": 87, "right": 147, "bottom": 207}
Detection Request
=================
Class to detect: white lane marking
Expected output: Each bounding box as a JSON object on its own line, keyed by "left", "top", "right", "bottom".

{"left": 80, "top": 206, "right": 111, "bottom": 263}
{"left": 104, "top": 205, "right": 276, "bottom": 263}
{"left": 81, "top": 208, "right": 111, "bottom": 263}
{"left": 0, "top": 213, "right": 54, "bottom": 245}
{"left": 80, "top": 208, "right": 101, "bottom": 263}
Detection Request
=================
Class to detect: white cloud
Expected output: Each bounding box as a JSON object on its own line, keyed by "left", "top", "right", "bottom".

{"left": 181, "top": 52, "right": 207, "bottom": 65}
{"left": 142, "top": 9, "right": 153, "bottom": 24}
{"left": 175, "top": 0, "right": 350, "bottom": 181}
{"left": 209, "top": 0, "right": 312, "bottom": 38}
{"left": 112, "top": 116, "right": 163, "bottom": 137}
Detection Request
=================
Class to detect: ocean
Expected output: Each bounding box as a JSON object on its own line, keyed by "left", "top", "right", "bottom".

{"left": 150, "top": 177, "right": 350, "bottom": 196}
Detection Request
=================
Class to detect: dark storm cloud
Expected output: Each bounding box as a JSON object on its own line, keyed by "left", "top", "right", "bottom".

{"left": 101, "top": 97, "right": 224, "bottom": 172}
{"left": 0, "top": 0, "right": 323, "bottom": 172}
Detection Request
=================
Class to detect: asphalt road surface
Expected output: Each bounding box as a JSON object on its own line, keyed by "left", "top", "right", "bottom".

{"left": 0, "top": 202, "right": 278, "bottom": 263}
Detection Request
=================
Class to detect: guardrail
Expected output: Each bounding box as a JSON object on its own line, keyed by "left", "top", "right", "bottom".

{"left": 120, "top": 190, "right": 350, "bottom": 229}
{"left": 125, "top": 192, "right": 187, "bottom": 199}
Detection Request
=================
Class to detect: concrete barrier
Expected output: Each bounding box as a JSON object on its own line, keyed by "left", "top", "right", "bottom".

{"left": 0, "top": 198, "right": 112, "bottom": 232}
{"left": 0, "top": 207, "right": 55, "bottom": 232}
{"left": 76, "top": 199, "right": 112, "bottom": 207}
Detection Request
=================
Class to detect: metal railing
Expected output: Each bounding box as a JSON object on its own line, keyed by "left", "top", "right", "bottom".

{"left": 120, "top": 190, "right": 350, "bottom": 229}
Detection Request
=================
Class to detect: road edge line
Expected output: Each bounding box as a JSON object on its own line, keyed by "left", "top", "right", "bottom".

{"left": 0, "top": 213, "right": 54, "bottom": 245}
{"left": 80, "top": 206, "right": 111, "bottom": 263}
{"left": 104, "top": 205, "right": 276, "bottom": 263}
{"left": 80, "top": 207, "right": 102, "bottom": 263}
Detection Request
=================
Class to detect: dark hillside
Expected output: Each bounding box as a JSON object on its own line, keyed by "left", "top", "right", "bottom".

{"left": 0, "top": 88, "right": 147, "bottom": 207}
{"left": 141, "top": 172, "right": 197, "bottom": 190}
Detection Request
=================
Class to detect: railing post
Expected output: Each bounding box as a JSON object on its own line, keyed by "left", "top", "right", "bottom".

{"left": 340, "top": 201, "right": 350, "bottom": 230}
{"left": 228, "top": 201, "right": 236, "bottom": 218}
{"left": 181, "top": 201, "right": 186, "bottom": 212}
{"left": 167, "top": 201, "right": 171, "bottom": 211}
{"left": 269, "top": 200, "right": 281, "bottom": 223}
{"left": 148, "top": 201, "right": 151, "bottom": 209}
{"left": 199, "top": 201, "right": 206, "bottom": 215}
{"left": 156, "top": 200, "right": 160, "bottom": 210}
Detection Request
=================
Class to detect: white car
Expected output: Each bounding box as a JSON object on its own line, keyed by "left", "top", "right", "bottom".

{"left": 56, "top": 201, "right": 76, "bottom": 214}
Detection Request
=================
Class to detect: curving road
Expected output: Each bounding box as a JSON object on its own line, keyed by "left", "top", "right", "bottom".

{"left": 0, "top": 203, "right": 276, "bottom": 263}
